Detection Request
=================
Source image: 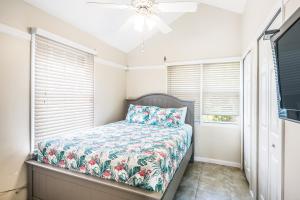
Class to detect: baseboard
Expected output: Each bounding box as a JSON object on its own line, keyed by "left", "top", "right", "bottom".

{"left": 194, "top": 156, "right": 241, "bottom": 168}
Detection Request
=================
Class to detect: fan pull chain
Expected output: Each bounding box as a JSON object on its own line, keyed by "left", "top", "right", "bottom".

{"left": 140, "top": 16, "right": 146, "bottom": 53}
{"left": 141, "top": 40, "right": 145, "bottom": 53}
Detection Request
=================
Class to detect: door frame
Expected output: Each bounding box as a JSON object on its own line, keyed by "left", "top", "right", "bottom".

{"left": 242, "top": 48, "right": 258, "bottom": 198}
{"left": 242, "top": 50, "right": 252, "bottom": 172}
{"left": 256, "top": 8, "right": 285, "bottom": 200}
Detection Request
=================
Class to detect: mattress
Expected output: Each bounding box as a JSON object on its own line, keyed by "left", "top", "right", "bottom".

{"left": 34, "top": 121, "right": 192, "bottom": 192}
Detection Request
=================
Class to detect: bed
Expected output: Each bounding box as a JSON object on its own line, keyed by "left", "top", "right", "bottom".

{"left": 26, "top": 93, "right": 194, "bottom": 200}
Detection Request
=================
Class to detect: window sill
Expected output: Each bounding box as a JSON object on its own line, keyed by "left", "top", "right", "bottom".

{"left": 195, "top": 121, "right": 240, "bottom": 128}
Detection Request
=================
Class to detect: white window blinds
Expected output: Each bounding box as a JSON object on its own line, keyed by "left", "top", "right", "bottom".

{"left": 167, "top": 62, "right": 240, "bottom": 122}
{"left": 202, "top": 62, "right": 240, "bottom": 116}
{"left": 167, "top": 65, "right": 201, "bottom": 120}
{"left": 33, "top": 35, "right": 94, "bottom": 144}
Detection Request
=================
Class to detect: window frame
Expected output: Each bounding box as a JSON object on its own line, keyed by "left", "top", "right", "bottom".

{"left": 166, "top": 57, "right": 242, "bottom": 126}
{"left": 30, "top": 28, "right": 97, "bottom": 153}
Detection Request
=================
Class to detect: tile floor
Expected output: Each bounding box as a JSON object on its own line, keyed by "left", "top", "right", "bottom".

{"left": 174, "top": 162, "right": 251, "bottom": 200}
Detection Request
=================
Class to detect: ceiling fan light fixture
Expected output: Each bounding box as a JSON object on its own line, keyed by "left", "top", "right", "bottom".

{"left": 133, "top": 15, "right": 145, "bottom": 32}
{"left": 87, "top": 0, "right": 176, "bottom": 34}
{"left": 132, "top": 0, "right": 154, "bottom": 15}
{"left": 133, "top": 14, "right": 157, "bottom": 32}
{"left": 145, "top": 18, "right": 156, "bottom": 30}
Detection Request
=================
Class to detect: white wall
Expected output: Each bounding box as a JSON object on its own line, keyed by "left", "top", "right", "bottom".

{"left": 0, "top": 32, "right": 30, "bottom": 200}
{"left": 126, "top": 68, "right": 167, "bottom": 99}
{"left": 241, "top": 0, "right": 280, "bottom": 51}
{"left": 0, "top": 0, "right": 127, "bottom": 199}
{"left": 284, "top": 121, "right": 300, "bottom": 200}
{"left": 282, "top": 1, "right": 300, "bottom": 199}
{"left": 195, "top": 125, "right": 241, "bottom": 165}
{"left": 95, "top": 64, "right": 126, "bottom": 125}
{"left": 126, "top": 4, "right": 242, "bottom": 166}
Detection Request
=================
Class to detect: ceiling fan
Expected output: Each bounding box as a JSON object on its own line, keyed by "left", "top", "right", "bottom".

{"left": 87, "top": 0, "right": 198, "bottom": 34}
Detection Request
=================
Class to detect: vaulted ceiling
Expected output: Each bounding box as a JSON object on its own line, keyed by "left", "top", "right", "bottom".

{"left": 24, "top": 0, "right": 247, "bottom": 53}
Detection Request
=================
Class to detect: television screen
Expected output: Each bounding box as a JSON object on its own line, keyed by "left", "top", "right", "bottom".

{"left": 276, "top": 19, "right": 300, "bottom": 112}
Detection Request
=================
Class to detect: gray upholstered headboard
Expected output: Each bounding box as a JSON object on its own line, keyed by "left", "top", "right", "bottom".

{"left": 125, "top": 93, "right": 195, "bottom": 162}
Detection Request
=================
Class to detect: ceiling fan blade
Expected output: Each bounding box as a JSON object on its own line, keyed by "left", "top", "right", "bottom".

{"left": 119, "top": 15, "right": 136, "bottom": 32}
{"left": 150, "top": 15, "right": 172, "bottom": 34}
{"left": 87, "top": 1, "right": 132, "bottom": 10}
{"left": 156, "top": 2, "right": 198, "bottom": 13}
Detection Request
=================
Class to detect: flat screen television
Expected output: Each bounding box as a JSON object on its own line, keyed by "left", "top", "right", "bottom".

{"left": 271, "top": 8, "right": 300, "bottom": 122}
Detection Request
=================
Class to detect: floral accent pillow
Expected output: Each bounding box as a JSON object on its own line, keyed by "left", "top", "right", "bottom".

{"left": 126, "top": 104, "right": 150, "bottom": 124}
{"left": 147, "top": 106, "right": 162, "bottom": 125}
{"left": 147, "top": 106, "right": 187, "bottom": 128}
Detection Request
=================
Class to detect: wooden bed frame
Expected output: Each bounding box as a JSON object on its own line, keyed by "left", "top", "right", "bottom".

{"left": 26, "top": 93, "right": 194, "bottom": 200}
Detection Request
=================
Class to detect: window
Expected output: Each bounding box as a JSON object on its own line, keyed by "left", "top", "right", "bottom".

{"left": 167, "top": 65, "right": 201, "bottom": 120}
{"left": 167, "top": 62, "right": 240, "bottom": 123}
{"left": 32, "top": 34, "right": 95, "bottom": 146}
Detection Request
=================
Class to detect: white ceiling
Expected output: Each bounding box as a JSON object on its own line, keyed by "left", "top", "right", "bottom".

{"left": 24, "top": 0, "right": 247, "bottom": 53}
{"left": 200, "top": 0, "right": 247, "bottom": 14}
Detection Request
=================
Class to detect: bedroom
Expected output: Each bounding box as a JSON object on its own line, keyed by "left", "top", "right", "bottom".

{"left": 0, "top": 0, "right": 300, "bottom": 200}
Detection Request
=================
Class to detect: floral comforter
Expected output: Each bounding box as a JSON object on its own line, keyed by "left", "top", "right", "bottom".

{"left": 34, "top": 121, "right": 192, "bottom": 192}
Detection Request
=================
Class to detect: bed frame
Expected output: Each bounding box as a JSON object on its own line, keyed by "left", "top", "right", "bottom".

{"left": 26, "top": 93, "right": 194, "bottom": 200}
